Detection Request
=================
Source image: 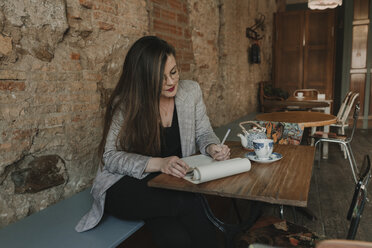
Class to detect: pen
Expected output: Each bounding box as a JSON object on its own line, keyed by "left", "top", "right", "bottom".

{"left": 220, "top": 128, "right": 231, "bottom": 145}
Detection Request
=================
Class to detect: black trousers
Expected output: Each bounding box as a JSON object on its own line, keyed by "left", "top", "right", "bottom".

{"left": 105, "top": 173, "right": 218, "bottom": 248}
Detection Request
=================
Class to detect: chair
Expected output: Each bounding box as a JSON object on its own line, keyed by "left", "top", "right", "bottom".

{"left": 313, "top": 92, "right": 359, "bottom": 158}
{"left": 289, "top": 89, "right": 322, "bottom": 113}
{"left": 335, "top": 91, "right": 354, "bottom": 127}
{"left": 315, "top": 103, "right": 360, "bottom": 183}
{"left": 346, "top": 154, "right": 371, "bottom": 240}
{"left": 331, "top": 92, "right": 359, "bottom": 136}
{"left": 293, "top": 88, "right": 320, "bottom": 97}
{"left": 317, "top": 239, "right": 372, "bottom": 248}
{"left": 259, "top": 81, "right": 287, "bottom": 113}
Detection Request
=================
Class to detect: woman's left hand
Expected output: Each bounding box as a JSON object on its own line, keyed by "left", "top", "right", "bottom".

{"left": 207, "top": 144, "right": 230, "bottom": 161}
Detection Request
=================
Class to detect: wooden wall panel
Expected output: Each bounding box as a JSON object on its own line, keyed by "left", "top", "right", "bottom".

{"left": 351, "top": 25, "right": 369, "bottom": 69}
{"left": 354, "top": 0, "right": 370, "bottom": 20}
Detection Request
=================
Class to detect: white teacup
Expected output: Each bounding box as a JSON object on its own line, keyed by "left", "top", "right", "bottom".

{"left": 253, "top": 139, "right": 274, "bottom": 160}
{"left": 297, "top": 92, "right": 304, "bottom": 98}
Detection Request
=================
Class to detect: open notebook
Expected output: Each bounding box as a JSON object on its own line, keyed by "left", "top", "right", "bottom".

{"left": 181, "top": 154, "right": 251, "bottom": 184}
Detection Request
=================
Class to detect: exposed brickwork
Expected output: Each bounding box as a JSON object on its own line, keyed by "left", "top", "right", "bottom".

{"left": 149, "top": 0, "right": 194, "bottom": 79}
{"left": 0, "top": 81, "right": 26, "bottom": 91}
{"left": 189, "top": 0, "right": 278, "bottom": 126}
{"left": 0, "top": 0, "right": 279, "bottom": 228}
{"left": 0, "top": 0, "right": 148, "bottom": 227}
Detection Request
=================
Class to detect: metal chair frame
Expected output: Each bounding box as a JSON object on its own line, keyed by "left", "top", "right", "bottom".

{"left": 346, "top": 154, "right": 371, "bottom": 239}
{"left": 315, "top": 103, "right": 360, "bottom": 183}
{"left": 314, "top": 92, "right": 359, "bottom": 158}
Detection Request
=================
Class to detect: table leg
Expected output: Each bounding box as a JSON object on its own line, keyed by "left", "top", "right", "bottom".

{"left": 322, "top": 126, "right": 330, "bottom": 159}
{"left": 310, "top": 127, "right": 316, "bottom": 146}
{"left": 296, "top": 207, "right": 317, "bottom": 221}
{"left": 322, "top": 105, "right": 331, "bottom": 159}
{"left": 198, "top": 194, "right": 259, "bottom": 248}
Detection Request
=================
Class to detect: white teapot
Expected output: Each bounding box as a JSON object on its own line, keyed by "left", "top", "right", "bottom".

{"left": 237, "top": 121, "right": 267, "bottom": 149}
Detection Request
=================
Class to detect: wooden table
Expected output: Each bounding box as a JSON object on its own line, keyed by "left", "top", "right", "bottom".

{"left": 148, "top": 141, "right": 315, "bottom": 247}
{"left": 263, "top": 99, "right": 329, "bottom": 112}
{"left": 256, "top": 111, "right": 337, "bottom": 158}
{"left": 286, "top": 96, "right": 333, "bottom": 114}
{"left": 149, "top": 141, "right": 315, "bottom": 207}
{"left": 255, "top": 111, "right": 337, "bottom": 128}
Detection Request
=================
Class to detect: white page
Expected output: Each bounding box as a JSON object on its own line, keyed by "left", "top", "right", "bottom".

{"left": 181, "top": 155, "right": 251, "bottom": 184}
{"left": 181, "top": 154, "right": 215, "bottom": 167}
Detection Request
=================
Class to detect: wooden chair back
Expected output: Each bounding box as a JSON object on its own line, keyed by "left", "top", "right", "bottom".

{"left": 336, "top": 91, "right": 354, "bottom": 121}
{"left": 340, "top": 92, "right": 359, "bottom": 125}
{"left": 293, "top": 89, "right": 320, "bottom": 97}
{"left": 259, "top": 81, "right": 285, "bottom": 113}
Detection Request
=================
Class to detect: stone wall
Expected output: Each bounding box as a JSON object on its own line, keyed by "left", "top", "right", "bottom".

{"left": 148, "top": 0, "right": 194, "bottom": 80}
{"left": 190, "top": 0, "right": 278, "bottom": 126}
{"left": 0, "top": 0, "right": 149, "bottom": 227}
{"left": 0, "top": 0, "right": 278, "bottom": 227}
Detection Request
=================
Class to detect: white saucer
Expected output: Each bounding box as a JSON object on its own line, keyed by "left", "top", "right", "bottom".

{"left": 245, "top": 152, "right": 283, "bottom": 163}
{"left": 295, "top": 96, "right": 304, "bottom": 99}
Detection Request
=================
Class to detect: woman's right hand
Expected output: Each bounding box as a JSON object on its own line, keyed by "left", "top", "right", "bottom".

{"left": 161, "top": 156, "right": 190, "bottom": 178}
{"left": 146, "top": 156, "right": 190, "bottom": 178}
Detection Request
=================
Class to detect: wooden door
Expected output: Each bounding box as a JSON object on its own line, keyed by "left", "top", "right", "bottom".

{"left": 304, "top": 10, "right": 335, "bottom": 98}
{"left": 274, "top": 10, "right": 336, "bottom": 98}
{"left": 274, "top": 11, "right": 304, "bottom": 93}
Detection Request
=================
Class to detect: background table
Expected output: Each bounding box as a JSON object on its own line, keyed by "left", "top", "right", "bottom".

{"left": 256, "top": 111, "right": 337, "bottom": 159}
{"left": 256, "top": 111, "right": 337, "bottom": 128}
{"left": 262, "top": 99, "right": 329, "bottom": 112}
{"left": 286, "top": 96, "right": 332, "bottom": 114}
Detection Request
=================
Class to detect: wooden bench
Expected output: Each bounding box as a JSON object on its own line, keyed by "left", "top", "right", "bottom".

{"left": 0, "top": 188, "right": 144, "bottom": 248}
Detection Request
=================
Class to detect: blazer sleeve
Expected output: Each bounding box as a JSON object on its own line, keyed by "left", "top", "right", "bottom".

{"left": 102, "top": 109, "right": 150, "bottom": 179}
{"left": 193, "top": 82, "right": 220, "bottom": 154}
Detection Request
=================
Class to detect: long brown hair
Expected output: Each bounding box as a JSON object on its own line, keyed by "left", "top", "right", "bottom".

{"left": 98, "top": 36, "right": 176, "bottom": 165}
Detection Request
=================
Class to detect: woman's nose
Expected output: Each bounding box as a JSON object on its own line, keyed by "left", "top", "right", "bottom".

{"left": 164, "top": 76, "right": 176, "bottom": 85}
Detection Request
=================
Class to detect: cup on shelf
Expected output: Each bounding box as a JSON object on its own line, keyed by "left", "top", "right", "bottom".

{"left": 253, "top": 139, "right": 274, "bottom": 160}
{"left": 297, "top": 92, "right": 304, "bottom": 98}
{"left": 317, "top": 93, "right": 325, "bottom": 100}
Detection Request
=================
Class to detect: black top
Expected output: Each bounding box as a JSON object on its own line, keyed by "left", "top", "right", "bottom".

{"left": 161, "top": 105, "right": 182, "bottom": 158}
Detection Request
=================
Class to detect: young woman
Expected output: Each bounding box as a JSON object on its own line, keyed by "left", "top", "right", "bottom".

{"left": 76, "top": 36, "right": 230, "bottom": 247}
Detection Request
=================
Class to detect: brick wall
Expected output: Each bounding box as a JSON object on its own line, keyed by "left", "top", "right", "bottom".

{"left": 208, "top": 0, "right": 278, "bottom": 126}
{"left": 149, "top": 0, "right": 194, "bottom": 80}
{"left": 0, "top": 0, "right": 148, "bottom": 227}
{"left": 0, "top": 0, "right": 279, "bottom": 227}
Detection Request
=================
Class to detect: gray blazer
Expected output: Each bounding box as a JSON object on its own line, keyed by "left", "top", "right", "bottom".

{"left": 75, "top": 80, "right": 220, "bottom": 232}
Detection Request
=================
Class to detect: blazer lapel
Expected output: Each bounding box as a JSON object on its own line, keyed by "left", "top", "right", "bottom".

{"left": 175, "top": 81, "right": 193, "bottom": 157}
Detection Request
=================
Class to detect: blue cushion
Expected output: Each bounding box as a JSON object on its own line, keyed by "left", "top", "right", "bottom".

{"left": 0, "top": 188, "right": 144, "bottom": 248}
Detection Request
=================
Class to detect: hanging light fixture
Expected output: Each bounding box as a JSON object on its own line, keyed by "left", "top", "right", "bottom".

{"left": 308, "top": 0, "right": 342, "bottom": 10}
